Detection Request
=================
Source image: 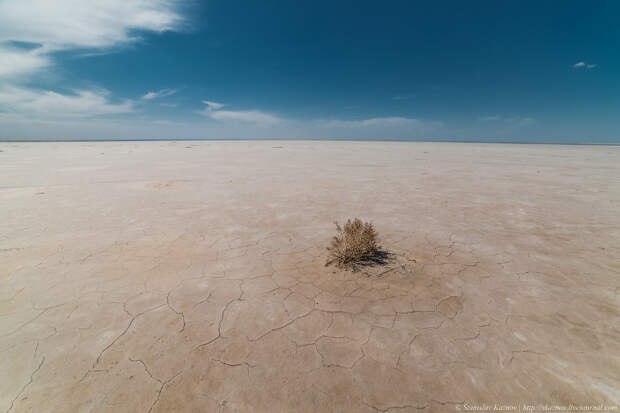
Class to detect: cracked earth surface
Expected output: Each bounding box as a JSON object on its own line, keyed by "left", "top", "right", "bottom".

{"left": 1, "top": 141, "right": 619, "bottom": 412}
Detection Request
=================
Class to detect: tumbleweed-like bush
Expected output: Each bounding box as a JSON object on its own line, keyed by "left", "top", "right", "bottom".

{"left": 326, "top": 218, "right": 385, "bottom": 270}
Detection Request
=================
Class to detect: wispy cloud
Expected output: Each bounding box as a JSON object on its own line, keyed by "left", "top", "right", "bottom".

{"left": 0, "top": 86, "right": 134, "bottom": 119}
{"left": 477, "top": 115, "right": 535, "bottom": 126}
{"left": 0, "top": 1, "right": 184, "bottom": 79}
{"left": 208, "top": 110, "right": 281, "bottom": 124}
{"left": 392, "top": 94, "right": 414, "bottom": 101}
{"left": 507, "top": 116, "right": 536, "bottom": 126}
{"left": 573, "top": 61, "right": 597, "bottom": 69}
{"left": 199, "top": 100, "right": 282, "bottom": 125}
{"left": 316, "top": 116, "right": 442, "bottom": 135}
{"left": 0, "top": 0, "right": 184, "bottom": 52}
{"left": 0, "top": 0, "right": 184, "bottom": 121}
{"left": 320, "top": 116, "right": 420, "bottom": 128}
{"left": 0, "top": 46, "right": 50, "bottom": 78}
{"left": 142, "top": 89, "right": 177, "bottom": 100}
{"left": 478, "top": 115, "right": 501, "bottom": 122}
{"left": 202, "top": 100, "right": 226, "bottom": 110}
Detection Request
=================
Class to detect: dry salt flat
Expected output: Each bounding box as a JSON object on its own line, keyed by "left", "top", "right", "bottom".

{"left": 1, "top": 141, "right": 619, "bottom": 412}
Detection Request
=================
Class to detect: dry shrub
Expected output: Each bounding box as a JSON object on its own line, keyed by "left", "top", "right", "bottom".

{"left": 326, "top": 218, "right": 384, "bottom": 270}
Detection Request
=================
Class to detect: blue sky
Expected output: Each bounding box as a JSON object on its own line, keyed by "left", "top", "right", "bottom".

{"left": 0, "top": 0, "right": 618, "bottom": 142}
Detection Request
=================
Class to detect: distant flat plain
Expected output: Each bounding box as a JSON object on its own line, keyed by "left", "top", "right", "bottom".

{"left": 1, "top": 141, "right": 619, "bottom": 412}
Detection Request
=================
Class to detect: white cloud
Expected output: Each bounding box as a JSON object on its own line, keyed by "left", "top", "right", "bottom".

{"left": 0, "top": 0, "right": 184, "bottom": 121}
{"left": 142, "top": 88, "right": 177, "bottom": 100}
{"left": 320, "top": 116, "right": 428, "bottom": 128}
{"left": 477, "top": 115, "right": 535, "bottom": 126}
{"left": 478, "top": 115, "right": 501, "bottom": 122}
{"left": 0, "top": 0, "right": 184, "bottom": 53}
{"left": 573, "top": 61, "right": 597, "bottom": 69}
{"left": 202, "top": 100, "right": 226, "bottom": 110}
{"left": 505, "top": 116, "right": 535, "bottom": 126}
{"left": 0, "top": 0, "right": 184, "bottom": 80}
{"left": 207, "top": 109, "right": 281, "bottom": 125}
{"left": 0, "top": 86, "right": 134, "bottom": 118}
{"left": 313, "top": 117, "right": 443, "bottom": 138}
{"left": 199, "top": 100, "right": 281, "bottom": 125}
{"left": 0, "top": 46, "right": 50, "bottom": 78}
{"left": 305, "top": 116, "right": 443, "bottom": 139}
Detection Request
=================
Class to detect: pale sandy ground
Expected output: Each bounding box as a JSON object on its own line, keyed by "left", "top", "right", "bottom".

{"left": 1, "top": 141, "right": 619, "bottom": 413}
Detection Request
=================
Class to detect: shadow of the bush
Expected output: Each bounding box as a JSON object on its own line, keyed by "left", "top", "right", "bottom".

{"left": 350, "top": 249, "right": 391, "bottom": 270}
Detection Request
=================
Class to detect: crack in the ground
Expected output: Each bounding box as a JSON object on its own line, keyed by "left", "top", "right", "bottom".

{"left": 193, "top": 282, "right": 243, "bottom": 351}
{"left": 165, "top": 291, "right": 185, "bottom": 333}
{"left": 93, "top": 304, "right": 166, "bottom": 367}
{"left": 6, "top": 356, "right": 45, "bottom": 413}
